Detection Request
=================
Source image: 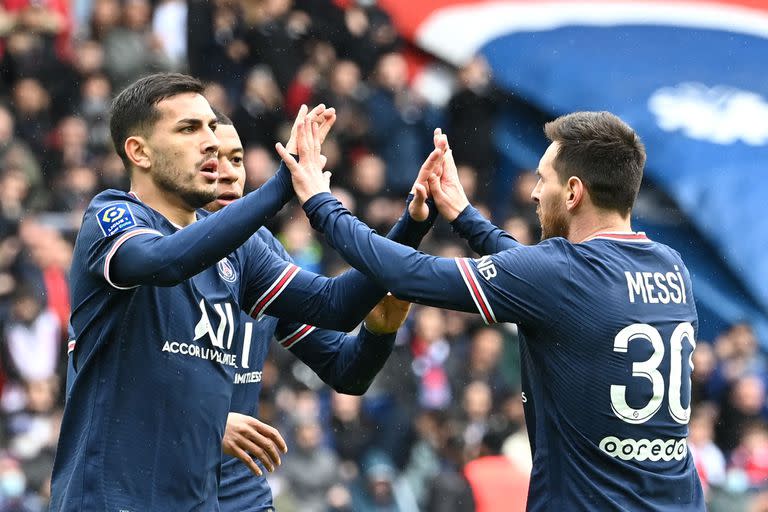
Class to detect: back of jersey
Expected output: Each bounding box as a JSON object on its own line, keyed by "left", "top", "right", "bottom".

{"left": 520, "top": 235, "right": 704, "bottom": 511}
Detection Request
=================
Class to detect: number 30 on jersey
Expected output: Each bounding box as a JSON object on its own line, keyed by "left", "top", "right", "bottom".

{"left": 610, "top": 322, "right": 695, "bottom": 425}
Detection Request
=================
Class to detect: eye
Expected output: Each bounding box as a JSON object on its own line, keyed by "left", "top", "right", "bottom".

{"left": 231, "top": 156, "right": 243, "bottom": 166}
{"left": 181, "top": 126, "right": 195, "bottom": 133}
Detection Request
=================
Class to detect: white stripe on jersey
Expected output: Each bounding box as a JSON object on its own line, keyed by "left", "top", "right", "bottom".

{"left": 103, "top": 228, "right": 163, "bottom": 290}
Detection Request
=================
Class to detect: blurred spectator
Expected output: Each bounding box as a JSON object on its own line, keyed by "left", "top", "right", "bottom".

{"left": 0, "top": 105, "right": 41, "bottom": 203}
{"left": 446, "top": 56, "right": 503, "bottom": 195}
{"left": 151, "top": 0, "right": 187, "bottom": 70}
{"left": 232, "top": 66, "right": 285, "bottom": 150}
{"left": 349, "top": 450, "right": 418, "bottom": 512}
{"left": 464, "top": 428, "right": 528, "bottom": 512}
{"left": 448, "top": 327, "right": 510, "bottom": 403}
{"left": 11, "top": 79, "right": 52, "bottom": 157}
{"left": 410, "top": 307, "right": 451, "bottom": 411}
{"left": 2, "top": 287, "right": 60, "bottom": 385}
{"left": 278, "top": 210, "right": 323, "bottom": 274}
{"left": 716, "top": 375, "right": 767, "bottom": 454}
{"left": 730, "top": 422, "right": 768, "bottom": 489}
{"left": 103, "top": 0, "right": 172, "bottom": 90}
{"left": 366, "top": 52, "right": 436, "bottom": 194}
{"left": 280, "top": 419, "right": 340, "bottom": 512}
{"left": 329, "top": 392, "right": 376, "bottom": 467}
{"left": 689, "top": 406, "right": 727, "bottom": 493}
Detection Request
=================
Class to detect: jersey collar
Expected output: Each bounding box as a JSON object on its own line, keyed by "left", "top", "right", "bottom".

{"left": 583, "top": 231, "right": 651, "bottom": 243}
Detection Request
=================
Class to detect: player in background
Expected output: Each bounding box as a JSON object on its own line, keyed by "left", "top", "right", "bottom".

{"left": 205, "top": 111, "right": 438, "bottom": 512}
{"left": 279, "top": 112, "right": 705, "bottom": 511}
{"left": 50, "top": 73, "right": 415, "bottom": 511}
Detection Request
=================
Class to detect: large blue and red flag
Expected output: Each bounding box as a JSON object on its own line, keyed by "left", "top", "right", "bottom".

{"left": 378, "top": 0, "right": 768, "bottom": 341}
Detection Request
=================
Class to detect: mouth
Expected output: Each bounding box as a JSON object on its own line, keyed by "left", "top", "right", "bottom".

{"left": 215, "top": 191, "right": 240, "bottom": 206}
{"left": 199, "top": 158, "right": 219, "bottom": 181}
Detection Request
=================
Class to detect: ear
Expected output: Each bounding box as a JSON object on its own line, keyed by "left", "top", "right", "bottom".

{"left": 124, "top": 136, "right": 152, "bottom": 170}
{"left": 565, "top": 176, "right": 585, "bottom": 211}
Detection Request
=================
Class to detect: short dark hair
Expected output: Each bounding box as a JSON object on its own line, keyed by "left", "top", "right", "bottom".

{"left": 544, "top": 111, "right": 645, "bottom": 216}
{"left": 109, "top": 73, "right": 205, "bottom": 168}
{"left": 211, "top": 107, "right": 233, "bottom": 126}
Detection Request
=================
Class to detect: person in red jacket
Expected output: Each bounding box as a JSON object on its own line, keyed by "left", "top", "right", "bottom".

{"left": 464, "top": 429, "right": 529, "bottom": 512}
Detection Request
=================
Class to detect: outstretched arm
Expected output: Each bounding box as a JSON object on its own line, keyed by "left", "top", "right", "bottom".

{"left": 107, "top": 105, "right": 336, "bottom": 289}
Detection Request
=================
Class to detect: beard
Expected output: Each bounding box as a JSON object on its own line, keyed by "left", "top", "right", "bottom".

{"left": 152, "top": 151, "right": 218, "bottom": 209}
{"left": 538, "top": 201, "right": 570, "bottom": 240}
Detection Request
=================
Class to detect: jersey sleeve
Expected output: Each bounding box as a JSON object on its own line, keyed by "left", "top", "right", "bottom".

{"left": 303, "top": 193, "right": 571, "bottom": 326}
{"left": 243, "top": 197, "right": 437, "bottom": 332}
{"left": 100, "top": 164, "right": 294, "bottom": 288}
{"left": 450, "top": 204, "right": 521, "bottom": 254}
{"left": 239, "top": 235, "right": 384, "bottom": 331}
{"left": 77, "top": 191, "right": 165, "bottom": 290}
{"left": 274, "top": 324, "right": 395, "bottom": 395}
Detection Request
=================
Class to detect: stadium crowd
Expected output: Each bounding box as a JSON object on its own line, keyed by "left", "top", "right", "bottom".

{"left": 0, "top": 0, "right": 763, "bottom": 510}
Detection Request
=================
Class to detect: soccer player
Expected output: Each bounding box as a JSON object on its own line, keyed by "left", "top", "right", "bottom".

{"left": 50, "top": 72, "right": 416, "bottom": 511}
{"left": 206, "top": 111, "right": 438, "bottom": 511}
{"left": 279, "top": 112, "right": 705, "bottom": 510}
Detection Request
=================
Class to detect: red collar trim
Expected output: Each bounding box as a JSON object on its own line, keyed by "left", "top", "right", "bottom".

{"left": 584, "top": 231, "right": 651, "bottom": 242}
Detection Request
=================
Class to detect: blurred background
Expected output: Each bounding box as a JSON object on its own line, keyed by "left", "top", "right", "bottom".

{"left": 0, "top": 0, "right": 766, "bottom": 510}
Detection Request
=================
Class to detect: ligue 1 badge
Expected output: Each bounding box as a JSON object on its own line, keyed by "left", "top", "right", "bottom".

{"left": 217, "top": 258, "right": 237, "bottom": 283}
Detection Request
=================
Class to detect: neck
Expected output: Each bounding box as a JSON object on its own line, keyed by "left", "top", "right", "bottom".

{"left": 130, "top": 177, "right": 197, "bottom": 227}
{"left": 567, "top": 209, "right": 632, "bottom": 244}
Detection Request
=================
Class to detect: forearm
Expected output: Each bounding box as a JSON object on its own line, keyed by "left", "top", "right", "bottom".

{"left": 451, "top": 205, "right": 520, "bottom": 254}
{"left": 263, "top": 196, "right": 434, "bottom": 330}
{"left": 303, "top": 193, "right": 478, "bottom": 313}
{"left": 387, "top": 194, "right": 437, "bottom": 249}
{"left": 289, "top": 326, "right": 395, "bottom": 395}
{"left": 111, "top": 165, "right": 293, "bottom": 287}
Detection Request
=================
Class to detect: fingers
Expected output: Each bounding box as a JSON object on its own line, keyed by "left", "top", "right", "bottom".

{"left": 230, "top": 445, "right": 263, "bottom": 477}
{"left": 412, "top": 148, "right": 443, "bottom": 193}
{"left": 323, "top": 170, "right": 332, "bottom": 187}
{"left": 413, "top": 183, "right": 427, "bottom": 204}
{"left": 317, "top": 108, "right": 336, "bottom": 144}
{"left": 257, "top": 422, "right": 288, "bottom": 454}
{"left": 275, "top": 142, "right": 300, "bottom": 171}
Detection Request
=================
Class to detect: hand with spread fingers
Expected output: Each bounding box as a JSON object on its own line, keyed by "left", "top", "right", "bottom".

{"left": 222, "top": 413, "right": 288, "bottom": 477}
{"left": 285, "top": 104, "right": 337, "bottom": 154}
{"left": 276, "top": 113, "right": 332, "bottom": 204}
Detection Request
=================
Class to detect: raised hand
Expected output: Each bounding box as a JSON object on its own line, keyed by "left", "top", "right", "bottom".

{"left": 408, "top": 145, "right": 444, "bottom": 221}
{"left": 363, "top": 293, "right": 412, "bottom": 335}
{"left": 427, "top": 128, "right": 470, "bottom": 222}
{"left": 285, "top": 104, "right": 337, "bottom": 154}
{"left": 222, "top": 413, "right": 288, "bottom": 477}
{"left": 276, "top": 114, "right": 331, "bottom": 204}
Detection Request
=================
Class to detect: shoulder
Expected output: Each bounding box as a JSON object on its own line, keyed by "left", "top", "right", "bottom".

{"left": 84, "top": 190, "right": 159, "bottom": 238}
{"left": 495, "top": 237, "right": 573, "bottom": 269}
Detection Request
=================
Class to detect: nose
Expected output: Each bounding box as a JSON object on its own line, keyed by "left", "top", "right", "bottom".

{"left": 203, "top": 126, "right": 219, "bottom": 156}
{"left": 217, "top": 158, "right": 235, "bottom": 184}
{"left": 531, "top": 179, "right": 542, "bottom": 203}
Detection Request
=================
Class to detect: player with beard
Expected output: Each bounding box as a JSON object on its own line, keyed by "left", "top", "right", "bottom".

{"left": 205, "top": 111, "right": 438, "bottom": 512}
{"left": 280, "top": 112, "right": 705, "bottom": 511}
{"left": 51, "top": 73, "right": 423, "bottom": 511}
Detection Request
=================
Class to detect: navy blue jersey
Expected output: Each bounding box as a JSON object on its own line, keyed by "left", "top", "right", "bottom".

{"left": 220, "top": 199, "right": 435, "bottom": 512}
{"left": 303, "top": 194, "right": 705, "bottom": 511}
{"left": 51, "top": 188, "right": 398, "bottom": 512}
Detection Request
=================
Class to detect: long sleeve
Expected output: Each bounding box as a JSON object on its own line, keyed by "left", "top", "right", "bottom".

{"left": 303, "top": 193, "right": 480, "bottom": 314}
{"left": 450, "top": 204, "right": 521, "bottom": 254}
{"left": 270, "top": 194, "right": 437, "bottom": 387}
{"left": 109, "top": 164, "right": 293, "bottom": 287}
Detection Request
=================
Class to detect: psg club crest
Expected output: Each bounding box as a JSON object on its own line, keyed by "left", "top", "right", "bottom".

{"left": 217, "top": 258, "right": 237, "bottom": 283}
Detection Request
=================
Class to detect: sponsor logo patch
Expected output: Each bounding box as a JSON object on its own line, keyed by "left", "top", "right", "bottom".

{"left": 96, "top": 203, "right": 137, "bottom": 237}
